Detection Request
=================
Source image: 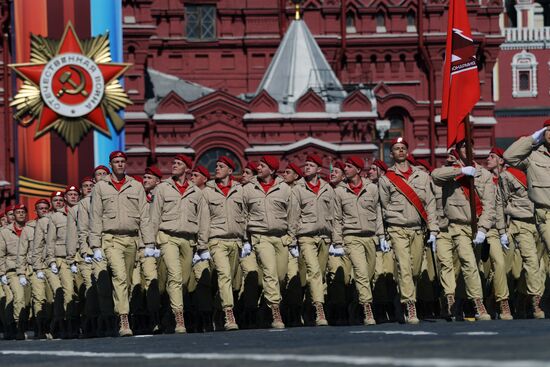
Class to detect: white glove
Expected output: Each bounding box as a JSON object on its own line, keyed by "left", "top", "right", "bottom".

{"left": 19, "top": 276, "right": 28, "bottom": 286}
{"left": 199, "top": 250, "right": 211, "bottom": 261}
{"left": 472, "top": 230, "right": 486, "bottom": 246}
{"left": 50, "top": 263, "right": 59, "bottom": 274}
{"left": 36, "top": 271, "right": 45, "bottom": 280}
{"left": 70, "top": 264, "right": 78, "bottom": 274}
{"left": 380, "top": 236, "right": 391, "bottom": 253}
{"left": 93, "top": 249, "right": 103, "bottom": 262}
{"left": 500, "top": 233, "right": 510, "bottom": 250}
{"left": 427, "top": 234, "right": 437, "bottom": 253}
{"left": 289, "top": 245, "right": 299, "bottom": 258}
{"left": 144, "top": 247, "right": 156, "bottom": 257}
{"left": 329, "top": 244, "right": 345, "bottom": 257}
{"left": 84, "top": 255, "right": 93, "bottom": 264}
{"left": 192, "top": 253, "right": 201, "bottom": 265}
{"left": 153, "top": 248, "right": 161, "bottom": 258}
{"left": 461, "top": 166, "right": 476, "bottom": 177}
{"left": 240, "top": 242, "right": 252, "bottom": 258}
{"left": 0, "top": 275, "right": 7, "bottom": 285}
{"left": 532, "top": 127, "right": 548, "bottom": 144}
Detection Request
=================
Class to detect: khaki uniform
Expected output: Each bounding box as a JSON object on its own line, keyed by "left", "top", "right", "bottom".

{"left": 497, "top": 169, "right": 544, "bottom": 297}
{"left": 17, "top": 221, "right": 40, "bottom": 319}
{"left": 203, "top": 180, "right": 245, "bottom": 309}
{"left": 243, "top": 177, "right": 292, "bottom": 306}
{"left": 289, "top": 179, "right": 334, "bottom": 305}
{"left": 0, "top": 224, "right": 25, "bottom": 322}
{"left": 333, "top": 178, "right": 383, "bottom": 305}
{"left": 90, "top": 175, "right": 154, "bottom": 316}
{"left": 379, "top": 166, "right": 438, "bottom": 303}
{"left": 150, "top": 178, "right": 208, "bottom": 313}
{"left": 432, "top": 164, "right": 495, "bottom": 300}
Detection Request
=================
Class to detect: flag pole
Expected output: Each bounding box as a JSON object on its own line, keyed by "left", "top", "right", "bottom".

{"left": 463, "top": 115, "right": 478, "bottom": 235}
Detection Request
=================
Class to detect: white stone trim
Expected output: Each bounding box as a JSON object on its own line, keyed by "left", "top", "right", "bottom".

{"left": 511, "top": 50, "right": 538, "bottom": 98}
{"left": 245, "top": 137, "right": 378, "bottom": 154}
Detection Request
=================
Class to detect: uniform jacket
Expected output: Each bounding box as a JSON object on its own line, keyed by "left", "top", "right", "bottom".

{"left": 503, "top": 136, "right": 550, "bottom": 208}
{"left": 65, "top": 205, "right": 79, "bottom": 262}
{"left": 46, "top": 209, "right": 69, "bottom": 264}
{"left": 77, "top": 196, "right": 92, "bottom": 256}
{"left": 16, "top": 220, "right": 36, "bottom": 275}
{"left": 0, "top": 223, "right": 23, "bottom": 275}
{"left": 332, "top": 178, "right": 383, "bottom": 244}
{"left": 32, "top": 216, "right": 50, "bottom": 270}
{"left": 289, "top": 178, "right": 334, "bottom": 239}
{"left": 203, "top": 180, "right": 246, "bottom": 242}
{"left": 496, "top": 169, "right": 534, "bottom": 233}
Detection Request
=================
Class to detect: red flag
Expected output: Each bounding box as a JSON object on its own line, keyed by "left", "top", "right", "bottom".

{"left": 441, "top": 0, "right": 480, "bottom": 148}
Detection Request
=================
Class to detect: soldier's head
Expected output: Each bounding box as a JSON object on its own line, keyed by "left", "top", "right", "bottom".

{"left": 109, "top": 151, "right": 127, "bottom": 177}
{"left": 50, "top": 191, "right": 65, "bottom": 211}
{"left": 13, "top": 204, "right": 27, "bottom": 225}
{"left": 304, "top": 154, "right": 323, "bottom": 180}
{"left": 93, "top": 165, "right": 110, "bottom": 182}
{"left": 486, "top": 147, "right": 504, "bottom": 171}
{"left": 258, "top": 156, "right": 279, "bottom": 180}
{"left": 283, "top": 162, "right": 302, "bottom": 185}
{"left": 172, "top": 155, "right": 192, "bottom": 178}
{"left": 80, "top": 176, "right": 94, "bottom": 197}
{"left": 456, "top": 139, "right": 474, "bottom": 163}
{"left": 191, "top": 166, "right": 210, "bottom": 188}
{"left": 390, "top": 138, "right": 409, "bottom": 163}
{"left": 368, "top": 160, "right": 387, "bottom": 182}
{"left": 330, "top": 161, "right": 345, "bottom": 186}
{"left": 241, "top": 161, "right": 258, "bottom": 185}
{"left": 143, "top": 166, "right": 162, "bottom": 192}
{"left": 34, "top": 199, "right": 50, "bottom": 218}
{"left": 215, "top": 156, "right": 235, "bottom": 180}
{"left": 344, "top": 156, "right": 364, "bottom": 180}
{"left": 64, "top": 185, "right": 80, "bottom": 207}
{"left": 5, "top": 205, "right": 15, "bottom": 224}
{"left": 445, "top": 149, "right": 459, "bottom": 166}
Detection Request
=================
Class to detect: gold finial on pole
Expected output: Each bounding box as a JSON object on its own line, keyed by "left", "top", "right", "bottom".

{"left": 292, "top": 0, "right": 302, "bottom": 20}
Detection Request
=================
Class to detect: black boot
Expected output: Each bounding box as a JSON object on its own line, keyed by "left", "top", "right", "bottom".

{"left": 16, "top": 320, "right": 26, "bottom": 340}
{"left": 35, "top": 318, "right": 47, "bottom": 339}
{"left": 4, "top": 322, "right": 16, "bottom": 340}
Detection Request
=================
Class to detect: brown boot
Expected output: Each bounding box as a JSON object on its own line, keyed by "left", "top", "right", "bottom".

{"left": 532, "top": 295, "right": 545, "bottom": 319}
{"left": 270, "top": 304, "right": 285, "bottom": 329}
{"left": 363, "top": 303, "right": 376, "bottom": 326}
{"left": 223, "top": 307, "right": 239, "bottom": 331}
{"left": 499, "top": 299, "right": 513, "bottom": 320}
{"left": 118, "top": 314, "right": 133, "bottom": 337}
{"left": 446, "top": 294, "right": 456, "bottom": 319}
{"left": 473, "top": 298, "right": 491, "bottom": 321}
{"left": 174, "top": 309, "right": 186, "bottom": 334}
{"left": 314, "top": 302, "right": 328, "bottom": 326}
{"left": 405, "top": 301, "right": 419, "bottom": 324}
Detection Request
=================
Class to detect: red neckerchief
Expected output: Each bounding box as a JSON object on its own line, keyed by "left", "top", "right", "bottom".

{"left": 217, "top": 179, "right": 233, "bottom": 197}
{"left": 146, "top": 192, "right": 153, "bottom": 203}
{"left": 259, "top": 179, "right": 275, "bottom": 193}
{"left": 348, "top": 180, "right": 363, "bottom": 196}
{"left": 111, "top": 176, "right": 126, "bottom": 191}
{"left": 306, "top": 180, "right": 321, "bottom": 195}
{"left": 453, "top": 165, "right": 483, "bottom": 217}
{"left": 13, "top": 223, "right": 22, "bottom": 237}
{"left": 398, "top": 166, "right": 413, "bottom": 181}
{"left": 492, "top": 175, "right": 499, "bottom": 185}
{"left": 175, "top": 180, "right": 189, "bottom": 196}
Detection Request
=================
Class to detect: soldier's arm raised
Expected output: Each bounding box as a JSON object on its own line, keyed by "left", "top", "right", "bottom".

{"left": 503, "top": 136, "right": 534, "bottom": 170}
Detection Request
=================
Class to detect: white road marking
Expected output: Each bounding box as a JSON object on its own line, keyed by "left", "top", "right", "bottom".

{"left": 1, "top": 350, "right": 549, "bottom": 367}
{"left": 268, "top": 329, "right": 287, "bottom": 332}
{"left": 350, "top": 330, "right": 437, "bottom": 336}
{"left": 454, "top": 332, "right": 498, "bottom": 336}
{"left": 134, "top": 335, "right": 154, "bottom": 338}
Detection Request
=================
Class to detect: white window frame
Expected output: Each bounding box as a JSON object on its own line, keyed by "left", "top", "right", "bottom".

{"left": 512, "top": 50, "right": 538, "bottom": 98}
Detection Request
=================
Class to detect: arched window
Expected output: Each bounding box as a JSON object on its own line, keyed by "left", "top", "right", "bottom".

{"left": 406, "top": 10, "right": 416, "bottom": 32}
{"left": 346, "top": 11, "right": 357, "bottom": 34}
{"left": 376, "top": 11, "right": 386, "bottom": 33}
{"left": 197, "top": 148, "right": 242, "bottom": 176}
{"left": 512, "top": 50, "right": 538, "bottom": 98}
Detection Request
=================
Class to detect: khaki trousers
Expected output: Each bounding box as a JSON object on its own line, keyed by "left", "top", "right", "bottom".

{"left": 210, "top": 239, "right": 240, "bottom": 308}
{"left": 373, "top": 250, "right": 397, "bottom": 303}
{"left": 29, "top": 270, "right": 48, "bottom": 319}
{"left": 485, "top": 229, "right": 510, "bottom": 302}
{"left": 344, "top": 235, "right": 377, "bottom": 305}
{"left": 2, "top": 283, "right": 13, "bottom": 324}
{"left": 252, "top": 234, "right": 289, "bottom": 305}
{"left": 52, "top": 257, "right": 76, "bottom": 316}
{"left": 239, "top": 251, "right": 261, "bottom": 308}
{"left": 509, "top": 219, "right": 544, "bottom": 296}
{"left": 7, "top": 271, "right": 25, "bottom": 322}
{"left": 536, "top": 208, "right": 550, "bottom": 253}
{"left": 436, "top": 230, "right": 461, "bottom": 296}
{"left": 387, "top": 227, "right": 424, "bottom": 303}
{"left": 92, "top": 252, "right": 114, "bottom": 317}
{"left": 103, "top": 234, "right": 138, "bottom": 315}
{"left": 448, "top": 224, "right": 483, "bottom": 299}
{"left": 298, "top": 236, "right": 329, "bottom": 304}
{"left": 158, "top": 231, "right": 193, "bottom": 312}
{"left": 45, "top": 268, "right": 63, "bottom": 318}
{"left": 131, "top": 252, "right": 160, "bottom": 315}
{"left": 77, "top": 254, "right": 97, "bottom": 318}
{"left": 327, "top": 253, "right": 352, "bottom": 305}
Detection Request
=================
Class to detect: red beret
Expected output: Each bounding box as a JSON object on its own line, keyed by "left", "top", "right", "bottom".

{"left": 415, "top": 159, "right": 433, "bottom": 173}
{"left": 245, "top": 161, "right": 258, "bottom": 171}
{"left": 490, "top": 147, "right": 504, "bottom": 158}
{"left": 286, "top": 162, "right": 303, "bottom": 177}
{"left": 65, "top": 185, "right": 79, "bottom": 195}
{"left": 13, "top": 204, "right": 27, "bottom": 212}
{"left": 261, "top": 155, "right": 280, "bottom": 171}
{"left": 5, "top": 205, "right": 15, "bottom": 213}
{"left": 80, "top": 176, "right": 94, "bottom": 185}
{"left": 93, "top": 165, "right": 110, "bottom": 174}
{"left": 544, "top": 119, "right": 550, "bottom": 127}
{"left": 217, "top": 156, "right": 236, "bottom": 170}
{"left": 306, "top": 154, "right": 323, "bottom": 167}
{"left": 50, "top": 191, "right": 63, "bottom": 199}
{"left": 346, "top": 156, "right": 364, "bottom": 170}
{"left": 145, "top": 165, "right": 163, "bottom": 179}
{"left": 109, "top": 151, "right": 127, "bottom": 161}
{"left": 174, "top": 154, "right": 193, "bottom": 168}
{"left": 372, "top": 159, "right": 388, "bottom": 172}
{"left": 332, "top": 160, "right": 345, "bottom": 171}
{"left": 390, "top": 137, "right": 409, "bottom": 149}
{"left": 192, "top": 165, "right": 211, "bottom": 180}
{"left": 35, "top": 199, "right": 50, "bottom": 208}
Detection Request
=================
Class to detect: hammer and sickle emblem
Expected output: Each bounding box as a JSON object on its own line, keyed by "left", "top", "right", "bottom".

{"left": 56, "top": 66, "right": 88, "bottom": 98}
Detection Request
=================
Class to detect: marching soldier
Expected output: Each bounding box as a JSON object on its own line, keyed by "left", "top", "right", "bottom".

{"left": 242, "top": 155, "right": 292, "bottom": 329}
{"left": 432, "top": 140, "right": 493, "bottom": 321}
{"left": 379, "top": 138, "right": 438, "bottom": 324}
{"left": 241, "top": 161, "right": 258, "bottom": 185}
{"left": 282, "top": 162, "right": 303, "bottom": 186}
{"left": 89, "top": 151, "right": 155, "bottom": 337}
{"left": 190, "top": 165, "right": 210, "bottom": 190}
{"left": 5, "top": 205, "right": 15, "bottom": 225}
{"left": 329, "top": 160, "right": 346, "bottom": 187}
{"left": 149, "top": 154, "right": 209, "bottom": 334}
